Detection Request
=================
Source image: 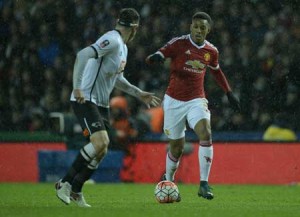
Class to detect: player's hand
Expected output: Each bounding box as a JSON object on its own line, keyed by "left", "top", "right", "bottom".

{"left": 73, "top": 89, "right": 86, "bottom": 104}
{"left": 138, "top": 91, "right": 161, "bottom": 108}
{"left": 226, "top": 91, "right": 241, "bottom": 112}
{"left": 145, "top": 54, "right": 164, "bottom": 65}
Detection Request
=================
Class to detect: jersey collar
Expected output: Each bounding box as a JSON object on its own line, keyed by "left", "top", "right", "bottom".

{"left": 114, "top": 29, "right": 122, "bottom": 36}
{"left": 188, "top": 34, "right": 206, "bottom": 49}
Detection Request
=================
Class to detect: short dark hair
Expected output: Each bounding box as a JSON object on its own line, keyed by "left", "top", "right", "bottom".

{"left": 118, "top": 8, "right": 140, "bottom": 27}
{"left": 192, "top": 12, "right": 212, "bottom": 25}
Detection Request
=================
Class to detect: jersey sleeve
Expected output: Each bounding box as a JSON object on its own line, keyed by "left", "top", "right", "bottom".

{"left": 91, "top": 33, "right": 118, "bottom": 59}
{"left": 208, "top": 48, "right": 219, "bottom": 70}
{"left": 158, "top": 37, "right": 179, "bottom": 59}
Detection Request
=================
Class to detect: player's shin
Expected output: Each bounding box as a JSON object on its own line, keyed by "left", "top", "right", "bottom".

{"left": 198, "top": 141, "right": 213, "bottom": 181}
{"left": 165, "top": 151, "right": 180, "bottom": 181}
{"left": 62, "top": 142, "right": 97, "bottom": 183}
{"left": 72, "top": 158, "right": 100, "bottom": 193}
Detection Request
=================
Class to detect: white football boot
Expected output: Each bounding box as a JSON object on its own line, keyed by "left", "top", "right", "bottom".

{"left": 55, "top": 179, "right": 71, "bottom": 205}
{"left": 70, "top": 192, "right": 91, "bottom": 208}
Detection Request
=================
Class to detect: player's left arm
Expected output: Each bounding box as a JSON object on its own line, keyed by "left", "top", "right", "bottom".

{"left": 115, "top": 74, "right": 161, "bottom": 108}
{"left": 208, "top": 51, "right": 241, "bottom": 112}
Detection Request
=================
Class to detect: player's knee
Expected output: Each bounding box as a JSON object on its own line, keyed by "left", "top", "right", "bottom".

{"left": 170, "top": 148, "right": 183, "bottom": 159}
{"left": 96, "top": 147, "right": 108, "bottom": 159}
{"left": 169, "top": 140, "right": 184, "bottom": 158}
{"left": 90, "top": 132, "right": 110, "bottom": 153}
{"left": 203, "top": 127, "right": 211, "bottom": 140}
{"left": 195, "top": 123, "right": 211, "bottom": 141}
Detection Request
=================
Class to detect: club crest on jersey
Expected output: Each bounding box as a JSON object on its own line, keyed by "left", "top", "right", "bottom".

{"left": 204, "top": 53, "right": 210, "bottom": 62}
{"left": 91, "top": 121, "right": 102, "bottom": 128}
{"left": 100, "top": 40, "right": 110, "bottom": 48}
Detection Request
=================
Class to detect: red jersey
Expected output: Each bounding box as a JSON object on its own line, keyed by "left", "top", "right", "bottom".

{"left": 158, "top": 34, "right": 220, "bottom": 101}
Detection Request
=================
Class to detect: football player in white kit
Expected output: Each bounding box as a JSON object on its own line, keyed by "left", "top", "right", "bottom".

{"left": 55, "top": 8, "right": 160, "bottom": 207}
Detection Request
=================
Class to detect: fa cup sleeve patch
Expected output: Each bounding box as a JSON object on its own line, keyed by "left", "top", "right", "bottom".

{"left": 100, "top": 40, "right": 110, "bottom": 48}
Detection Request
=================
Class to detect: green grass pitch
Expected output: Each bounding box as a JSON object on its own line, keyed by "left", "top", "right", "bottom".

{"left": 0, "top": 183, "right": 299, "bottom": 217}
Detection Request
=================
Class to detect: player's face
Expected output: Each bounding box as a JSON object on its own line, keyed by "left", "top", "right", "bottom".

{"left": 190, "top": 19, "right": 210, "bottom": 45}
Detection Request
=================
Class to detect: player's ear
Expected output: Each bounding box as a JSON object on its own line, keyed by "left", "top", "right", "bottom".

{"left": 207, "top": 25, "right": 211, "bottom": 34}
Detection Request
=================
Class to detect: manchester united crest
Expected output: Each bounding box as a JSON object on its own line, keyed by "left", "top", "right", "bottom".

{"left": 204, "top": 53, "right": 210, "bottom": 62}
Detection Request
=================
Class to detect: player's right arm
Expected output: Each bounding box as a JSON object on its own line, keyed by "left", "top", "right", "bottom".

{"left": 73, "top": 33, "right": 117, "bottom": 104}
{"left": 145, "top": 37, "right": 179, "bottom": 65}
{"left": 72, "top": 47, "right": 97, "bottom": 104}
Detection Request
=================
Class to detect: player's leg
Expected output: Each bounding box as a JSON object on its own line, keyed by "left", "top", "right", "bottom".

{"left": 162, "top": 95, "right": 187, "bottom": 182}
{"left": 194, "top": 119, "right": 214, "bottom": 199}
{"left": 161, "top": 95, "right": 187, "bottom": 202}
{"left": 165, "top": 137, "right": 185, "bottom": 181}
{"left": 69, "top": 140, "right": 108, "bottom": 207}
{"left": 71, "top": 149, "right": 106, "bottom": 193}
{"left": 56, "top": 102, "right": 109, "bottom": 206}
{"left": 187, "top": 98, "right": 213, "bottom": 200}
{"left": 163, "top": 137, "right": 184, "bottom": 202}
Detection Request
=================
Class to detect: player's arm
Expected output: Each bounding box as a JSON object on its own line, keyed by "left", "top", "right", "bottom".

{"left": 145, "top": 51, "right": 165, "bottom": 65}
{"left": 115, "top": 74, "right": 143, "bottom": 97}
{"left": 145, "top": 37, "right": 179, "bottom": 65}
{"left": 209, "top": 66, "right": 241, "bottom": 112}
{"left": 72, "top": 46, "right": 98, "bottom": 104}
{"left": 209, "top": 66, "right": 231, "bottom": 93}
{"left": 209, "top": 48, "right": 241, "bottom": 112}
{"left": 73, "top": 36, "right": 116, "bottom": 104}
{"left": 115, "top": 74, "right": 161, "bottom": 108}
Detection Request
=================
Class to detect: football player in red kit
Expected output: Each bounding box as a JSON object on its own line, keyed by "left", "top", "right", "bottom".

{"left": 146, "top": 12, "right": 240, "bottom": 200}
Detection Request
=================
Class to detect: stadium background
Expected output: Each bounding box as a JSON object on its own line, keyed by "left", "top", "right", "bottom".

{"left": 0, "top": 0, "right": 299, "bottom": 184}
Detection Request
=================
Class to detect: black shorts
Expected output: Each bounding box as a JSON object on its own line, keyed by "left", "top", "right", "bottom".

{"left": 71, "top": 101, "right": 110, "bottom": 137}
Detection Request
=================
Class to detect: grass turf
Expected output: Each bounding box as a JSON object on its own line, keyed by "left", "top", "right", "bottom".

{"left": 0, "top": 183, "right": 299, "bottom": 217}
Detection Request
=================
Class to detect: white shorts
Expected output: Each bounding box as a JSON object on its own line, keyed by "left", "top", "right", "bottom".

{"left": 162, "top": 94, "right": 211, "bottom": 140}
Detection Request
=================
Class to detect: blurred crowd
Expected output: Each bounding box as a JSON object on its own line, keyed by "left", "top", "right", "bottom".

{"left": 0, "top": 0, "right": 299, "bottom": 136}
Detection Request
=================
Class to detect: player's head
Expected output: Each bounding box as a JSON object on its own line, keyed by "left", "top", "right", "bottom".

{"left": 190, "top": 12, "right": 212, "bottom": 45}
{"left": 116, "top": 8, "right": 140, "bottom": 43}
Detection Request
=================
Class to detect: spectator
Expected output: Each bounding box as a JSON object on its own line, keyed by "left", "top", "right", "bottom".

{"left": 0, "top": 0, "right": 299, "bottom": 134}
{"left": 263, "top": 113, "right": 298, "bottom": 142}
{"left": 109, "top": 96, "right": 138, "bottom": 182}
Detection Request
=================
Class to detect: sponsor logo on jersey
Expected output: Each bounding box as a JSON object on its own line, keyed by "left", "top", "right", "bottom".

{"left": 100, "top": 40, "right": 110, "bottom": 48}
{"left": 184, "top": 60, "right": 205, "bottom": 73}
{"left": 204, "top": 53, "right": 210, "bottom": 61}
{"left": 185, "top": 60, "right": 205, "bottom": 69}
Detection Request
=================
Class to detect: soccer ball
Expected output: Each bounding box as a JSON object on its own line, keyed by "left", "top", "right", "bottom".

{"left": 154, "top": 180, "right": 180, "bottom": 203}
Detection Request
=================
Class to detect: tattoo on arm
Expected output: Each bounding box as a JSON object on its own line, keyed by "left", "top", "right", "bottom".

{"left": 115, "top": 76, "right": 142, "bottom": 97}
